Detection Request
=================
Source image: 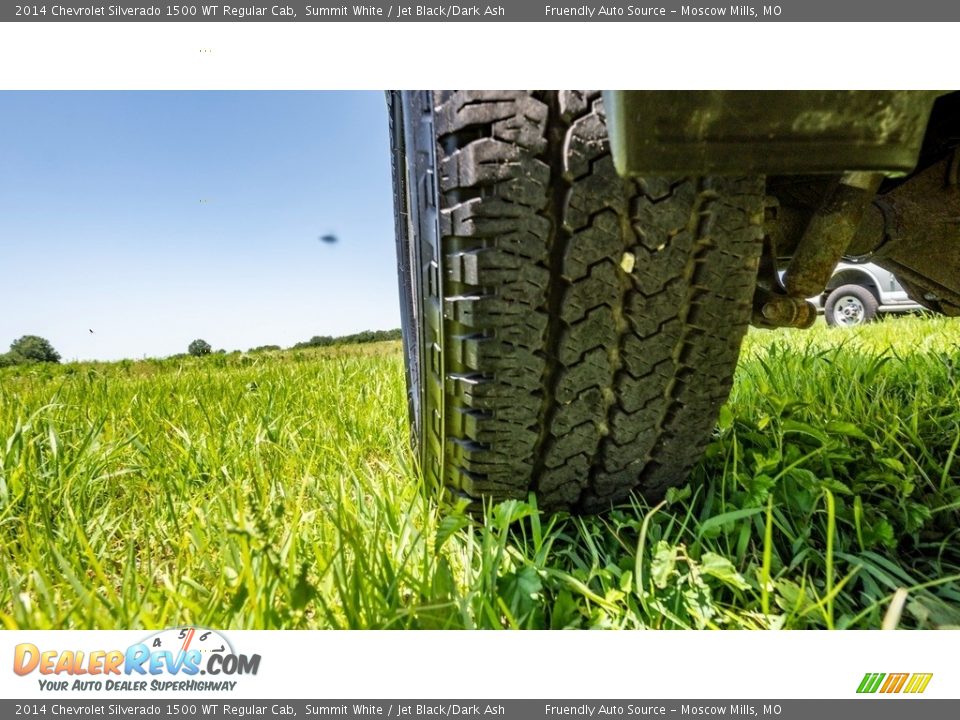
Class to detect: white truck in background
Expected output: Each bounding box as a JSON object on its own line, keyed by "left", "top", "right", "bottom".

{"left": 816, "top": 262, "right": 923, "bottom": 326}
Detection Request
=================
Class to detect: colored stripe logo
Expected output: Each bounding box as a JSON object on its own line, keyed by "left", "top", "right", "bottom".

{"left": 857, "top": 672, "right": 933, "bottom": 694}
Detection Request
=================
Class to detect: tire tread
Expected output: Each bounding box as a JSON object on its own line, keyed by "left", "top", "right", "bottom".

{"left": 407, "top": 90, "right": 764, "bottom": 511}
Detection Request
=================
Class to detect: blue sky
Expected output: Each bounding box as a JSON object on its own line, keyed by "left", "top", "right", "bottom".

{"left": 0, "top": 91, "right": 399, "bottom": 361}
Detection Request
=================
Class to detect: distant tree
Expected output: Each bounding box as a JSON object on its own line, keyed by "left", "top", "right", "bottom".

{"left": 188, "top": 339, "right": 212, "bottom": 357}
{"left": 0, "top": 352, "right": 18, "bottom": 368}
{"left": 9, "top": 335, "right": 61, "bottom": 364}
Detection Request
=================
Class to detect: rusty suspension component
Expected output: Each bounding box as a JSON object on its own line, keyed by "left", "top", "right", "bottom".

{"left": 756, "top": 290, "right": 819, "bottom": 329}
{"left": 754, "top": 171, "right": 884, "bottom": 329}
{"left": 783, "top": 171, "right": 884, "bottom": 297}
{"left": 750, "top": 235, "right": 819, "bottom": 329}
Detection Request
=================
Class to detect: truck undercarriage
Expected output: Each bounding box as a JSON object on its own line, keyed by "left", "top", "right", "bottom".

{"left": 606, "top": 90, "right": 960, "bottom": 325}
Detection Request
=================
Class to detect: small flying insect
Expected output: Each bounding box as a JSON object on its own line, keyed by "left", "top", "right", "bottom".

{"left": 318, "top": 234, "right": 338, "bottom": 244}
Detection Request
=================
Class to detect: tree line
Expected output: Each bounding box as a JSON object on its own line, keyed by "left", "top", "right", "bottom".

{"left": 0, "top": 329, "right": 403, "bottom": 365}
{"left": 289, "top": 328, "right": 402, "bottom": 350}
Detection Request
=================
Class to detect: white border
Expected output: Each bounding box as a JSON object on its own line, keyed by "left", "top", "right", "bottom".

{"left": 0, "top": 22, "right": 957, "bottom": 90}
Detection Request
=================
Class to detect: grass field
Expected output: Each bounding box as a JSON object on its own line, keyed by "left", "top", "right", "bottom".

{"left": 1, "top": 317, "right": 959, "bottom": 630}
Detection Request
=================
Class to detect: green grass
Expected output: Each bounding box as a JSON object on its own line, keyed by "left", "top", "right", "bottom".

{"left": 1, "top": 317, "right": 959, "bottom": 630}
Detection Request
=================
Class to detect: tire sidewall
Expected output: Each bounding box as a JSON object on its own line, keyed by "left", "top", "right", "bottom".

{"left": 392, "top": 91, "right": 446, "bottom": 487}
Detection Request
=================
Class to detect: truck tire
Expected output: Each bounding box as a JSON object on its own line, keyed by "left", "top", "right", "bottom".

{"left": 824, "top": 284, "right": 879, "bottom": 327}
{"left": 389, "top": 90, "right": 765, "bottom": 512}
